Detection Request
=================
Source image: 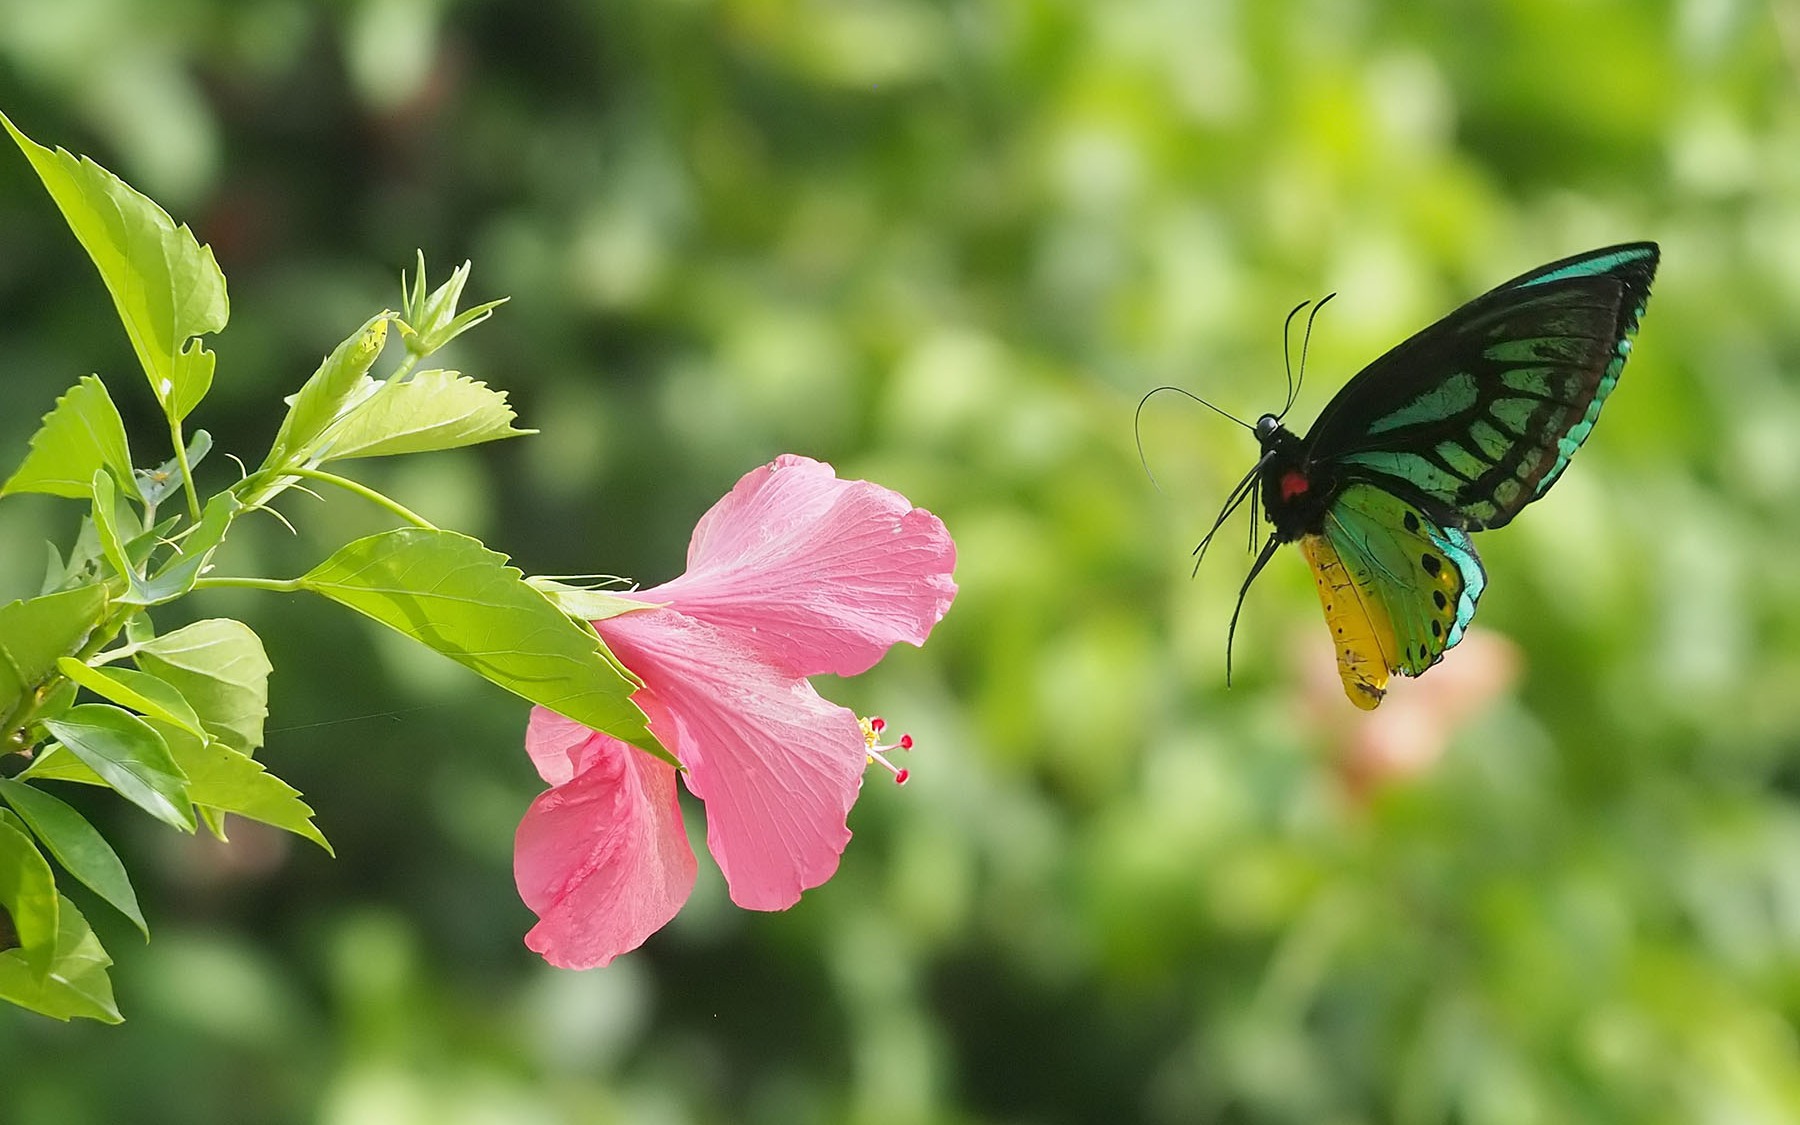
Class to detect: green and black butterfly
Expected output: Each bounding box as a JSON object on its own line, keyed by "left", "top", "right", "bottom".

{"left": 1194, "top": 243, "right": 1659, "bottom": 708}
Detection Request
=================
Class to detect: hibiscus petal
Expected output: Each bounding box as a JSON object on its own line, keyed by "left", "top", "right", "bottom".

{"left": 599, "top": 607, "right": 864, "bottom": 911}
{"left": 524, "top": 706, "right": 605, "bottom": 786}
{"left": 646, "top": 455, "right": 958, "bottom": 677}
{"left": 514, "top": 725, "right": 696, "bottom": 969}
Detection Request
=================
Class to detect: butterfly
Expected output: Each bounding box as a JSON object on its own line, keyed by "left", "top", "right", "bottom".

{"left": 1191, "top": 243, "right": 1659, "bottom": 709}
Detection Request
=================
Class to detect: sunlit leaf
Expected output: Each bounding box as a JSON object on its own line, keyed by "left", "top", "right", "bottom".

{"left": 0, "top": 780, "right": 145, "bottom": 937}
{"left": 147, "top": 719, "right": 329, "bottom": 853}
{"left": 0, "top": 896, "right": 119, "bottom": 1022}
{"left": 0, "top": 111, "right": 227, "bottom": 422}
{"left": 264, "top": 314, "right": 390, "bottom": 471}
{"left": 0, "top": 376, "right": 140, "bottom": 502}
{"left": 298, "top": 528, "right": 669, "bottom": 765}
{"left": 321, "top": 369, "right": 533, "bottom": 460}
{"left": 134, "top": 619, "right": 270, "bottom": 755}
{"left": 54, "top": 659, "right": 206, "bottom": 737}
{"left": 527, "top": 577, "right": 664, "bottom": 622}
{"left": 42, "top": 705, "right": 192, "bottom": 832}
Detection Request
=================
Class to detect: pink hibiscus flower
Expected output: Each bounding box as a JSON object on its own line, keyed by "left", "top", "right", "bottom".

{"left": 514, "top": 455, "right": 957, "bottom": 969}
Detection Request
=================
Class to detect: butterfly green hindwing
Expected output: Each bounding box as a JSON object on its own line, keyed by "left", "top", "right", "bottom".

{"left": 1307, "top": 243, "right": 1657, "bottom": 531}
{"left": 1305, "top": 484, "right": 1485, "bottom": 707}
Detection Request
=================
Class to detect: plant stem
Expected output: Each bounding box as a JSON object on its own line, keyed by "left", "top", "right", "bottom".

{"left": 168, "top": 414, "right": 201, "bottom": 522}
{"left": 192, "top": 576, "right": 303, "bottom": 593}
{"left": 289, "top": 468, "right": 438, "bottom": 530}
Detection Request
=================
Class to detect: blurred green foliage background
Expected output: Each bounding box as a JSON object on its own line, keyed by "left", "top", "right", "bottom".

{"left": 1, "top": 0, "right": 1798, "bottom": 1121}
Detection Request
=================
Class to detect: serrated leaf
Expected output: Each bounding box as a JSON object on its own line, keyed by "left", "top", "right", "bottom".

{"left": 0, "top": 585, "right": 109, "bottom": 721}
{"left": 265, "top": 314, "right": 390, "bottom": 471}
{"left": 322, "top": 369, "right": 533, "bottom": 460}
{"left": 298, "top": 528, "right": 669, "bottom": 765}
{"left": 2, "top": 112, "right": 227, "bottom": 421}
{"left": 0, "top": 375, "right": 140, "bottom": 502}
{"left": 0, "top": 780, "right": 145, "bottom": 937}
{"left": 0, "top": 818, "right": 58, "bottom": 979}
{"left": 149, "top": 720, "right": 329, "bottom": 853}
{"left": 42, "top": 705, "right": 192, "bottom": 832}
{"left": 133, "top": 619, "right": 270, "bottom": 755}
{"left": 0, "top": 895, "right": 120, "bottom": 1022}
{"left": 22, "top": 720, "right": 327, "bottom": 853}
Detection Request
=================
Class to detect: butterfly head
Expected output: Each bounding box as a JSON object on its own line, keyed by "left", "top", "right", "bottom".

{"left": 1253, "top": 412, "right": 1283, "bottom": 446}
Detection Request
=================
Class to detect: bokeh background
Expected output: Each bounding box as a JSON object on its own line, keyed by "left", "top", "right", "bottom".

{"left": 1, "top": 0, "right": 1797, "bottom": 1121}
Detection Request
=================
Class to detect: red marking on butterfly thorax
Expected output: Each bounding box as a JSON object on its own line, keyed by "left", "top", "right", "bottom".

{"left": 1279, "top": 470, "right": 1310, "bottom": 502}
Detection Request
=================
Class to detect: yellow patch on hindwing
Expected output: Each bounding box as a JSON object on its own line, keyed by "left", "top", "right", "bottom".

{"left": 1300, "top": 533, "right": 1396, "bottom": 710}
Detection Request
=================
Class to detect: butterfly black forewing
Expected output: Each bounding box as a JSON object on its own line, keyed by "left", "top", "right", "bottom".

{"left": 1292, "top": 243, "right": 1658, "bottom": 531}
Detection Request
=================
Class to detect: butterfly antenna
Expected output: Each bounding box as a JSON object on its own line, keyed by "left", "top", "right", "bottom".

{"left": 1279, "top": 299, "right": 1310, "bottom": 419}
{"left": 1226, "top": 533, "right": 1283, "bottom": 687}
{"left": 1281, "top": 292, "right": 1336, "bottom": 422}
{"left": 1136, "top": 385, "right": 1255, "bottom": 492}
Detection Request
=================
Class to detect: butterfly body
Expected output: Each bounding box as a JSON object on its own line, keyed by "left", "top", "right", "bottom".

{"left": 1213, "top": 243, "right": 1659, "bottom": 709}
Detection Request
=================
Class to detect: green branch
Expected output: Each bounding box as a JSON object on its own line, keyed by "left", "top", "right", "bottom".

{"left": 289, "top": 468, "right": 438, "bottom": 530}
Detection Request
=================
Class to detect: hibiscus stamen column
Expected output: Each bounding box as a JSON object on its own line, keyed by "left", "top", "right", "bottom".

{"left": 861, "top": 716, "right": 915, "bottom": 785}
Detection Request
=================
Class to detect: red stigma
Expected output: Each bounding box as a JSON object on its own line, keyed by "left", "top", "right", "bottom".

{"left": 899, "top": 734, "right": 913, "bottom": 750}
{"left": 894, "top": 769, "right": 910, "bottom": 785}
{"left": 869, "top": 716, "right": 886, "bottom": 733}
{"left": 1280, "top": 471, "right": 1310, "bottom": 502}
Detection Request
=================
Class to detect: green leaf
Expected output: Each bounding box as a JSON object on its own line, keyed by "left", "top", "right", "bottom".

{"left": 55, "top": 659, "right": 206, "bottom": 737}
{"left": 13, "top": 748, "right": 101, "bottom": 786}
{"left": 0, "top": 376, "right": 140, "bottom": 502}
{"left": 299, "top": 528, "right": 670, "bottom": 765}
{"left": 125, "top": 491, "right": 241, "bottom": 606}
{"left": 264, "top": 314, "right": 390, "bottom": 471}
{"left": 0, "top": 818, "right": 58, "bottom": 979}
{"left": 0, "top": 585, "right": 109, "bottom": 722}
{"left": 89, "top": 469, "right": 136, "bottom": 591}
{"left": 0, "top": 895, "right": 120, "bottom": 1022}
{"left": 22, "top": 721, "right": 327, "bottom": 853}
{"left": 136, "top": 429, "right": 212, "bottom": 509}
{"left": 527, "top": 577, "right": 665, "bottom": 622}
{"left": 397, "top": 254, "right": 508, "bottom": 357}
{"left": 1, "top": 111, "right": 227, "bottom": 421}
{"left": 0, "top": 780, "right": 145, "bottom": 937}
{"left": 150, "top": 720, "right": 330, "bottom": 853}
{"left": 321, "top": 369, "right": 534, "bottom": 460}
{"left": 134, "top": 619, "right": 271, "bottom": 755}
{"left": 42, "top": 704, "right": 193, "bottom": 832}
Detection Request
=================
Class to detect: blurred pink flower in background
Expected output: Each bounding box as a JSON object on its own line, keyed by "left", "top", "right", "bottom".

{"left": 515, "top": 455, "right": 957, "bottom": 969}
{"left": 1299, "top": 627, "right": 1522, "bottom": 797}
